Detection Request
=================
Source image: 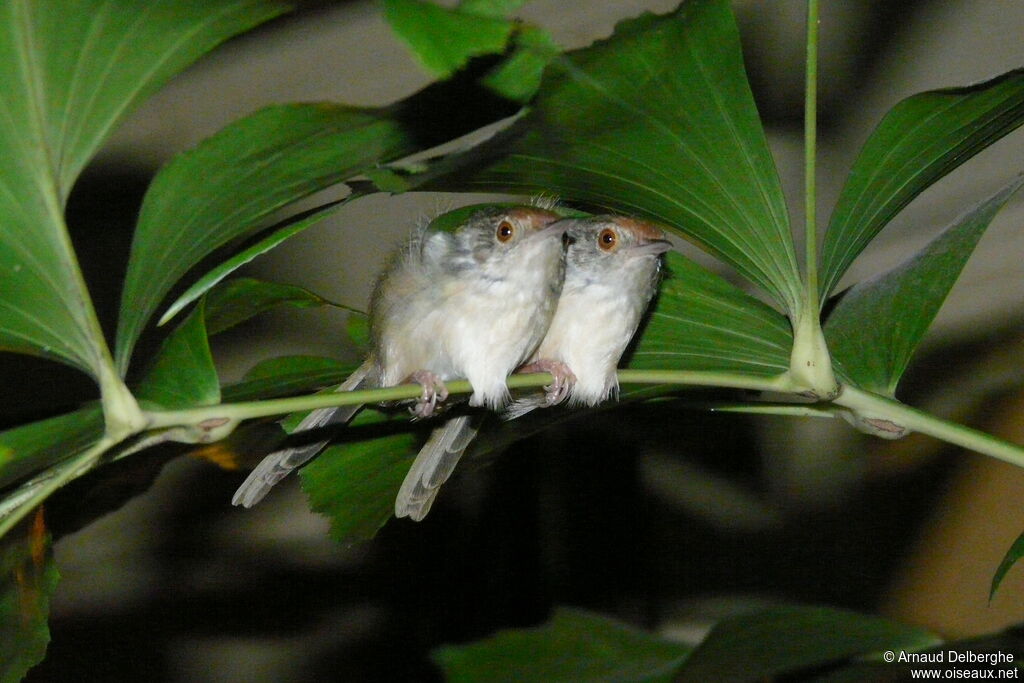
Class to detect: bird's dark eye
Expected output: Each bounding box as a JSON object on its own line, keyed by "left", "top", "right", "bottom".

{"left": 598, "top": 228, "right": 618, "bottom": 251}
{"left": 496, "top": 220, "right": 515, "bottom": 243}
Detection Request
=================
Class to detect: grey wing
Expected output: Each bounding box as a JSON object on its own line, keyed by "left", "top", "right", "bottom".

{"left": 231, "top": 360, "right": 372, "bottom": 508}
{"left": 394, "top": 413, "right": 480, "bottom": 521}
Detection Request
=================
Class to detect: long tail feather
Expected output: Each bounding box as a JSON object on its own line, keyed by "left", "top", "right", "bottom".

{"left": 231, "top": 360, "right": 372, "bottom": 508}
{"left": 395, "top": 414, "right": 480, "bottom": 521}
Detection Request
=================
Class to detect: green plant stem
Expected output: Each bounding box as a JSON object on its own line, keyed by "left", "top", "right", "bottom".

{"left": 803, "top": 0, "right": 820, "bottom": 311}
{"left": 0, "top": 436, "right": 117, "bottom": 539}
{"left": 6, "top": 372, "right": 1024, "bottom": 545}
{"left": 689, "top": 401, "right": 838, "bottom": 418}
{"left": 835, "top": 384, "right": 1024, "bottom": 468}
{"left": 97, "top": 362, "right": 146, "bottom": 438}
{"left": 618, "top": 370, "right": 794, "bottom": 393}
{"left": 785, "top": 0, "right": 837, "bottom": 399}
{"left": 152, "top": 371, "right": 1020, "bottom": 466}
{"left": 145, "top": 369, "right": 797, "bottom": 428}
{"left": 642, "top": 395, "right": 840, "bottom": 417}
{"left": 143, "top": 373, "right": 1024, "bottom": 468}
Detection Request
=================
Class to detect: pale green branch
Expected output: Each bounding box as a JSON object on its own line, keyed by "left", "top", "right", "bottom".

{"left": 784, "top": 0, "right": 837, "bottom": 400}
{"left": 0, "top": 435, "right": 117, "bottom": 539}
{"left": 5, "top": 370, "right": 1024, "bottom": 545}
{"left": 144, "top": 369, "right": 797, "bottom": 429}
{"left": 834, "top": 384, "right": 1024, "bottom": 468}
{"left": 685, "top": 400, "right": 838, "bottom": 418}
{"left": 803, "top": 0, "right": 820, "bottom": 309}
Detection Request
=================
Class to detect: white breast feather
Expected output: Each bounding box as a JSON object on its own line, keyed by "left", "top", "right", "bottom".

{"left": 535, "top": 280, "right": 642, "bottom": 406}
{"left": 376, "top": 237, "right": 560, "bottom": 410}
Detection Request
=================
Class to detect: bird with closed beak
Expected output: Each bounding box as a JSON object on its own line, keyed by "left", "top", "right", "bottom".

{"left": 396, "top": 215, "right": 671, "bottom": 521}
{"left": 511, "top": 215, "right": 672, "bottom": 415}
{"left": 232, "top": 203, "right": 568, "bottom": 509}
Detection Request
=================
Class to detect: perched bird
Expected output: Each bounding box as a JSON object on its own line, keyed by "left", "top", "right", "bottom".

{"left": 396, "top": 215, "right": 671, "bottom": 521}
{"left": 509, "top": 215, "right": 672, "bottom": 415}
{"left": 232, "top": 203, "right": 568, "bottom": 508}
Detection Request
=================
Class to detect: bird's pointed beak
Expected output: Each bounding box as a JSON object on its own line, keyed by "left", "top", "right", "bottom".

{"left": 539, "top": 217, "right": 573, "bottom": 236}
{"left": 533, "top": 215, "right": 574, "bottom": 240}
{"left": 628, "top": 238, "right": 673, "bottom": 257}
{"left": 609, "top": 216, "right": 672, "bottom": 256}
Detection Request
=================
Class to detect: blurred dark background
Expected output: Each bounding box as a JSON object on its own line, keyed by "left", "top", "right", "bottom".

{"left": 5, "top": 0, "right": 1024, "bottom": 680}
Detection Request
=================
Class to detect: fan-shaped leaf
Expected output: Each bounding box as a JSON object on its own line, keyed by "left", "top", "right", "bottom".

{"left": 417, "top": 0, "right": 802, "bottom": 314}
{"left": 820, "top": 69, "right": 1024, "bottom": 299}
{"left": 630, "top": 252, "right": 792, "bottom": 377}
{"left": 824, "top": 176, "right": 1023, "bottom": 395}
{"left": 0, "top": 0, "right": 286, "bottom": 378}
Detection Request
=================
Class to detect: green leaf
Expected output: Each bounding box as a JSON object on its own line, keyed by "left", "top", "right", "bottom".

{"left": 433, "top": 607, "right": 691, "bottom": 682}
{"left": 457, "top": 0, "right": 530, "bottom": 18}
{"left": 824, "top": 176, "right": 1024, "bottom": 395}
{"left": 346, "top": 314, "right": 371, "bottom": 353}
{"left": 18, "top": 0, "right": 290, "bottom": 198}
{"left": 134, "top": 302, "right": 219, "bottom": 410}
{"left": 202, "top": 278, "right": 332, "bottom": 337}
{"left": 629, "top": 252, "right": 792, "bottom": 377}
{"left": 0, "top": 0, "right": 286, "bottom": 378}
{"left": 221, "top": 356, "right": 356, "bottom": 402}
{"left": 0, "top": 0, "right": 283, "bottom": 459}
{"left": 383, "top": 0, "right": 515, "bottom": 78}
{"left": 675, "top": 606, "right": 940, "bottom": 681}
{"left": 991, "top": 530, "right": 1024, "bottom": 600}
{"left": 0, "top": 511, "right": 58, "bottom": 683}
{"left": 417, "top": 0, "right": 802, "bottom": 314}
{"left": 820, "top": 69, "right": 1024, "bottom": 299}
{"left": 116, "top": 103, "right": 419, "bottom": 372}
{"left": 0, "top": 406, "right": 104, "bottom": 491}
{"left": 158, "top": 200, "right": 349, "bottom": 328}
{"left": 0, "top": 441, "right": 109, "bottom": 543}
{"left": 299, "top": 408, "right": 417, "bottom": 543}
{"left": 481, "top": 25, "right": 560, "bottom": 103}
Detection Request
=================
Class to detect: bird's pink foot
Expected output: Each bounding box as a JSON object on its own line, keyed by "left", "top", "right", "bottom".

{"left": 518, "top": 359, "right": 576, "bottom": 406}
{"left": 405, "top": 370, "right": 449, "bottom": 419}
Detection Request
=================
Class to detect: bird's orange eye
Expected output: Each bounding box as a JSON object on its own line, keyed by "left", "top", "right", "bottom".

{"left": 496, "top": 220, "right": 515, "bottom": 242}
{"left": 598, "top": 228, "right": 618, "bottom": 251}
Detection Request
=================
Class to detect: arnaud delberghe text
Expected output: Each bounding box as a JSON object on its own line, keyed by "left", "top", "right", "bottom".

{"left": 899, "top": 651, "right": 1015, "bottom": 666}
